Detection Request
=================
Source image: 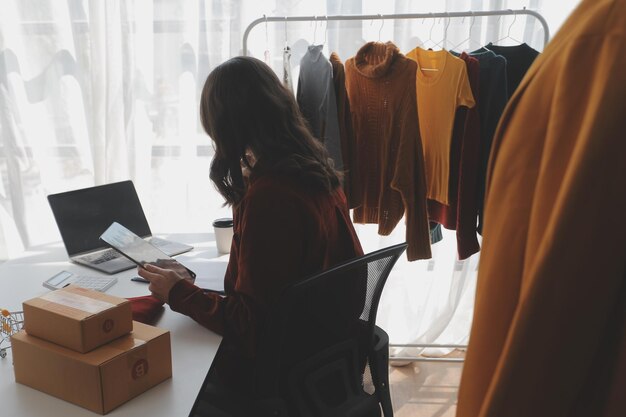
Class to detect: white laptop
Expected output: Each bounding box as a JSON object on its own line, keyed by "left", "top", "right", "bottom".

{"left": 47, "top": 180, "right": 193, "bottom": 274}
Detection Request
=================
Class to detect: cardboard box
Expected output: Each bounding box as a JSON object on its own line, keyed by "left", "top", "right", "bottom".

{"left": 12, "top": 321, "right": 172, "bottom": 415}
{"left": 23, "top": 285, "right": 133, "bottom": 353}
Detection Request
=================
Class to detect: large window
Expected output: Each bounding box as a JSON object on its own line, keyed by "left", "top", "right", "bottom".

{"left": 0, "top": 0, "right": 580, "bottom": 357}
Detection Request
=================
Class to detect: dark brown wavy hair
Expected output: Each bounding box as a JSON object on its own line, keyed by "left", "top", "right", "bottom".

{"left": 199, "top": 56, "right": 340, "bottom": 206}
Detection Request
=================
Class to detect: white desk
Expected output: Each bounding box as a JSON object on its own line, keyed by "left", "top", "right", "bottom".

{"left": 0, "top": 233, "right": 226, "bottom": 417}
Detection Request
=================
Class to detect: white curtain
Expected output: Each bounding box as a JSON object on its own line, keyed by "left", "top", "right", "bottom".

{"left": 0, "top": 0, "right": 576, "bottom": 355}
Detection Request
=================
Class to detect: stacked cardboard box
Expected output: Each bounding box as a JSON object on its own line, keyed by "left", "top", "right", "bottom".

{"left": 11, "top": 285, "right": 172, "bottom": 414}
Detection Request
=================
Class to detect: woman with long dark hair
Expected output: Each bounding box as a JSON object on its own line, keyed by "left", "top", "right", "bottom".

{"left": 138, "top": 56, "right": 363, "bottom": 399}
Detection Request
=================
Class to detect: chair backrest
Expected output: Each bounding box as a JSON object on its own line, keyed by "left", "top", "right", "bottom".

{"left": 357, "top": 243, "right": 407, "bottom": 347}
{"left": 255, "top": 242, "right": 408, "bottom": 416}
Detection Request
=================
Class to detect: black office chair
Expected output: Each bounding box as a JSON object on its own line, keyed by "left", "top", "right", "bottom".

{"left": 359, "top": 248, "right": 403, "bottom": 417}
{"left": 189, "top": 243, "right": 407, "bottom": 417}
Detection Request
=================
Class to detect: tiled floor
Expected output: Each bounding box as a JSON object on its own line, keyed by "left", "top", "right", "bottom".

{"left": 389, "top": 351, "right": 465, "bottom": 417}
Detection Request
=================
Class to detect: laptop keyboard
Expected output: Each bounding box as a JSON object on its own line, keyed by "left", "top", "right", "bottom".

{"left": 149, "top": 237, "right": 169, "bottom": 247}
{"left": 84, "top": 249, "right": 121, "bottom": 264}
{"left": 148, "top": 237, "right": 193, "bottom": 256}
{"left": 79, "top": 237, "right": 180, "bottom": 266}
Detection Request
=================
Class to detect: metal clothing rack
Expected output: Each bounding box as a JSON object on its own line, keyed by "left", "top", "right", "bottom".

{"left": 242, "top": 9, "right": 549, "bottom": 363}
{"left": 242, "top": 9, "right": 550, "bottom": 56}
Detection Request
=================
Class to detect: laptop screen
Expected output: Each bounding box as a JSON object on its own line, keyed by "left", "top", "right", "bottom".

{"left": 47, "top": 180, "right": 153, "bottom": 256}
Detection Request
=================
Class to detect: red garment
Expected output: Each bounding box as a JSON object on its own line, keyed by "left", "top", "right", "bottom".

{"left": 428, "top": 52, "right": 481, "bottom": 260}
{"left": 127, "top": 295, "right": 164, "bottom": 324}
{"left": 168, "top": 172, "right": 363, "bottom": 393}
{"left": 345, "top": 42, "right": 431, "bottom": 261}
{"left": 329, "top": 52, "right": 359, "bottom": 209}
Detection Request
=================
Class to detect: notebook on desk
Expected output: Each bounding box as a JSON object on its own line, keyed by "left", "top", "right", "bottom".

{"left": 47, "top": 180, "right": 193, "bottom": 274}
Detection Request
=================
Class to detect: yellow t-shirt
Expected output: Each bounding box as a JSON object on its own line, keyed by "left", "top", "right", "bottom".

{"left": 406, "top": 48, "right": 475, "bottom": 205}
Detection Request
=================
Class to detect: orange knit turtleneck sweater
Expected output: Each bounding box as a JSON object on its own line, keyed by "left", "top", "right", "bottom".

{"left": 345, "top": 42, "right": 431, "bottom": 261}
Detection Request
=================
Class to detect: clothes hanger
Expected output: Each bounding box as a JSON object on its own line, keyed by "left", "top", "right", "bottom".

{"left": 418, "top": 15, "right": 440, "bottom": 72}
{"left": 284, "top": 17, "right": 289, "bottom": 49}
{"left": 420, "top": 15, "right": 438, "bottom": 50}
{"left": 450, "top": 13, "right": 478, "bottom": 53}
{"left": 493, "top": 11, "right": 524, "bottom": 45}
{"left": 318, "top": 17, "right": 329, "bottom": 55}
{"left": 263, "top": 14, "right": 270, "bottom": 64}
{"left": 378, "top": 14, "right": 384, "bottom": 42}
{"left": 431, "top": 16, "right": 451, "bottom": 51}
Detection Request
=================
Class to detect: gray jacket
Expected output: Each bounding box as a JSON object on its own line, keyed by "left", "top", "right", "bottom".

{"left": 296, "top": 45, "right": 343, "bottom": 172}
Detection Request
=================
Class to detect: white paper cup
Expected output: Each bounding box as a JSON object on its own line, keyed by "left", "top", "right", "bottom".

{"left": 213, "top": 218, "right": 234, "bottom": 254}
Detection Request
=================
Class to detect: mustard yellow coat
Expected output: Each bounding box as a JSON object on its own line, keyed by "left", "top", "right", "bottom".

{"left": 457, "top": 0, "right": 626, "bottom": 416}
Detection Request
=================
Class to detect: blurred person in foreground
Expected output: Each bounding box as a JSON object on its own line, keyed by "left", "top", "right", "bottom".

{"left": 457, "top": 0, "right": 626, "bottom": 416}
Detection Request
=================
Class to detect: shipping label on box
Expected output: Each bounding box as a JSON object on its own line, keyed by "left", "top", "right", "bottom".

{"left": 12, "top": 321, "right": 172, "bottom": 415}
{"left": 23, "top": 285, "right": 133, "bottom": 353}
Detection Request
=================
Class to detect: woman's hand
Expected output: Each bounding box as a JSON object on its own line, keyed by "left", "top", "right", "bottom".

{"left": 137, "top": 263, "right": 186, "bottom": 303}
